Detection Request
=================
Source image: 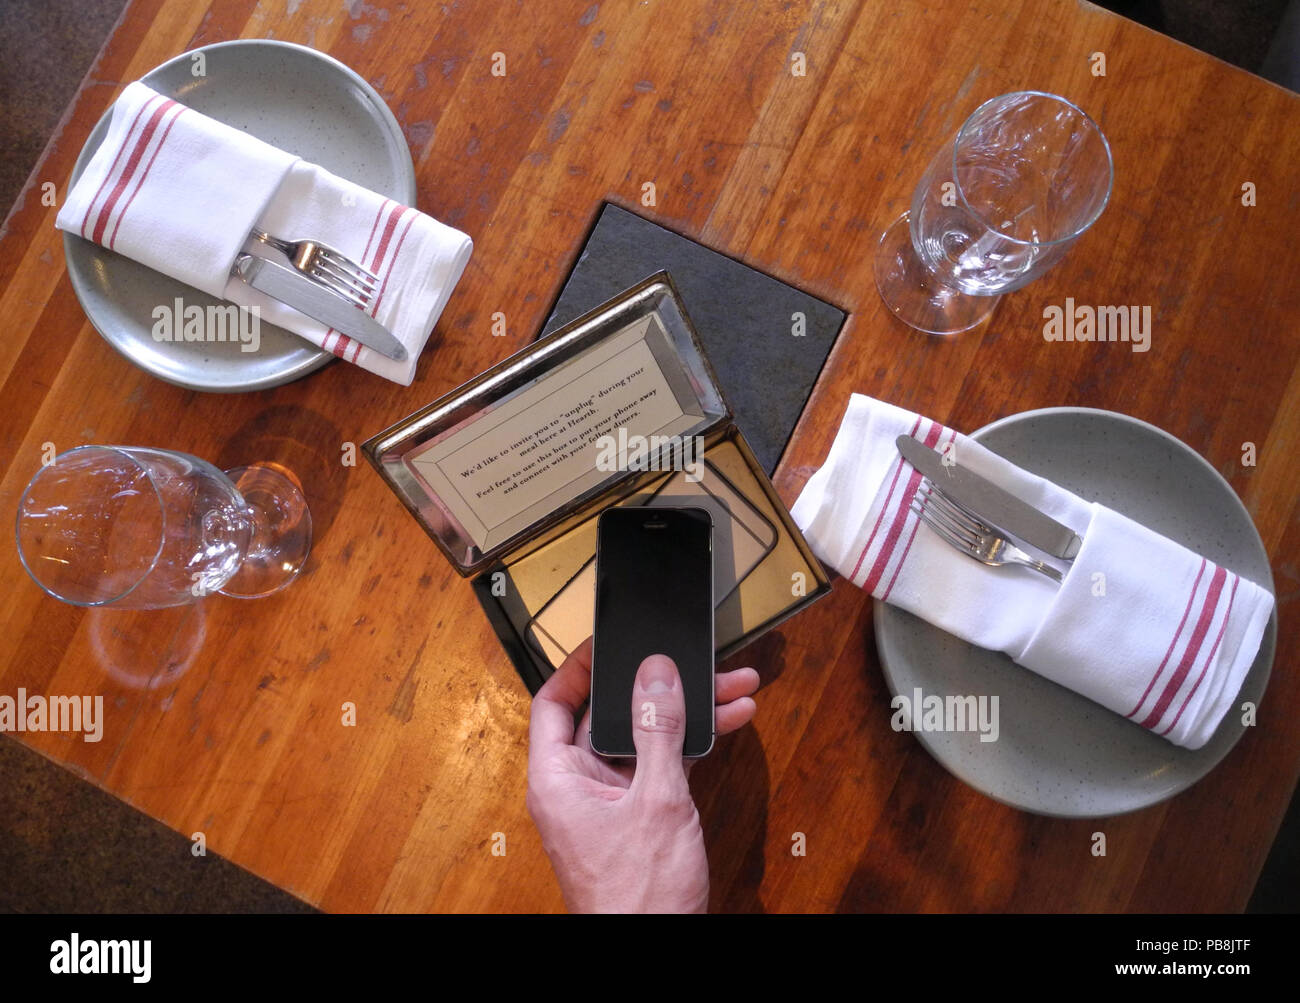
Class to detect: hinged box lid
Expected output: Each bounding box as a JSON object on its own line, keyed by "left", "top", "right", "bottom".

{"left": 363, "top": 272, "right": 731, "bottom": 575}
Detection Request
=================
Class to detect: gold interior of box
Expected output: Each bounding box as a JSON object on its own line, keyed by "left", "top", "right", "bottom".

{"left": 494, "top": 429, "right": 824, "bottom": 671}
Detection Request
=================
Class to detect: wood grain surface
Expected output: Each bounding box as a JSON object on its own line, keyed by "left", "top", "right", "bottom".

{"left": 1, "top": 0, "right": 1296, "bottom": 912}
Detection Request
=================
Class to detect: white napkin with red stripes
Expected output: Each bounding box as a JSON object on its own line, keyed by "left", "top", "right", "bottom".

{"left": 791, "top": 394, "right": 1274, "bottom": 749}
{"left": 56, "top": 81, "right": 472, "bottom": 385}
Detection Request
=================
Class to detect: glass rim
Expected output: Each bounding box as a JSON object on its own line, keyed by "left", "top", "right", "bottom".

{"left": 15, "top": 444, "right": 168, "bottom": 608}
{"left": 950, "top": 89, "right": 1115, "bottom": 249}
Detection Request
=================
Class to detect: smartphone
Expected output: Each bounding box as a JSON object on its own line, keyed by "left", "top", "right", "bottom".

{"left": 590, "top": 506, "right": 714, "bottom": 758}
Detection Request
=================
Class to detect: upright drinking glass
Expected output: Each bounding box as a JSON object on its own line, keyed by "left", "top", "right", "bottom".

{"left": 16, "top": 446, "right": 311, "bottom": 608}
{"left": 874, "top": 90, "right": 1113, "bottom": 335}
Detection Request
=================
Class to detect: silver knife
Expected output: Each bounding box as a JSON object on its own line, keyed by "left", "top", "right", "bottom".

{"left": 234, "top": 253, "right": 407, "bottom": 362}
{"left": 896, "top": 434, "right": 1082, "bottom": 560}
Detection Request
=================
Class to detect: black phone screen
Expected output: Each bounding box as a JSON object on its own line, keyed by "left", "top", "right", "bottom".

{"left": 590, "top": 506, "right": 714, "bottom": 758}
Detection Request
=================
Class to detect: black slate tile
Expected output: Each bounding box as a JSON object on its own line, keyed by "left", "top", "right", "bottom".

{"left": 539, "top": 202, "right": 846, "bottom": 475}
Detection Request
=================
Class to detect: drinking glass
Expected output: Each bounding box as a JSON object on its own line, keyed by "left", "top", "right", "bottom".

{"left": 16, "top": 446, "right": 311, "bottom": 607}
{"left": 874, "top": 90, "right": 1113, "bottom": 335}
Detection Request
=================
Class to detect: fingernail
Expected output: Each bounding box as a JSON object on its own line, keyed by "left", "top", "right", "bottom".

{"left": 638, "top": 655, "right": 677, "bottom": 694}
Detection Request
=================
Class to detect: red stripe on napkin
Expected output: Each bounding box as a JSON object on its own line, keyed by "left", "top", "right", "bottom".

{"left": 881, "top": 427, "right": 957, "bottom": 601}
{"left": 848, "top": 417, "right": 923, "bottom": 584}
{"left": 109, "top": 103, "right": 186, "bottom": 249}
{"left": 90, "top": 97, "right": 178, "bottom": 246}
{"left": 80, "top": 93, "right": 165, "bottom": 238}
{"left": 322, "top": 200, "right": 382, "bottom": 353}
{"left": 862, "top": 420, "right": 943, "bottom": 594}
{"left": 1126, "top": 558, "right": 1206, "bottom": 719}
{"left": 369, "top": 201, "right": 407, "bottom": 274}
{"left": 353, "top": 209, "right": 416, "bottom": 362}
{"left": 326, "top": 199, "right": 388, "bottom": 356}
{"left": 1160, "top": 573, "right": 1240, "bottom": 737}
{"left": 328, "top": 199, "right": 404, "bottom": 359}
{"left": 1139, "top": 564, "right": 1228, "bottom": 730}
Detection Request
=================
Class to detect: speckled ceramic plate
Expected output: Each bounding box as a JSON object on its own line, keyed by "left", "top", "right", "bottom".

{"left": 63, "top": 39, "right": 416, "bottom": 392}
{"left": 873, "top": 408, "right": 1276, "bottom": 818}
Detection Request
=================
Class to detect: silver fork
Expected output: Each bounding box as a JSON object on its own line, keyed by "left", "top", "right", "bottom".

{"left": 910, "top": 480, "right": 1063, "bottom": 583}
{"left": 250, "top": 228, "right": 378, "bottom": 308}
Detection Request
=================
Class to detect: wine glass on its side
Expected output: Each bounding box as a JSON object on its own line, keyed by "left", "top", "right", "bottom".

{"left": 15, "top": 445, "right": 311, "bottom": 608}
{"left": 874, "top": 90, "right": 1114, "bottom": 335}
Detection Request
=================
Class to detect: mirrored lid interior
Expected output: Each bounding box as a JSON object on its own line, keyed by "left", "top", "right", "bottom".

{"left": 366, "top": 274, "right": 729, "bottom": 572}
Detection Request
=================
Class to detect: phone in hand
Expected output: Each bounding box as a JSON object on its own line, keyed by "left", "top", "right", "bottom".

{"left": 589, "top": 506, "right": 714, "bottom": 758}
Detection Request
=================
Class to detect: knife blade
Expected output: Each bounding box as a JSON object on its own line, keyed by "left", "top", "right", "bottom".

{"left": 234, "top": 253, "right": 407, "bottom": 362}
{"left": 896, "top": 434, "right": 1082, "bottom": 560}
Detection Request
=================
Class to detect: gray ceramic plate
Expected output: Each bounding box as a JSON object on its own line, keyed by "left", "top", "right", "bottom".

{"left": 873, "top": 408, "right": 1277, "bottom": 818}
{"left": 63, "top": 39, "right": 416, "bottom": 392}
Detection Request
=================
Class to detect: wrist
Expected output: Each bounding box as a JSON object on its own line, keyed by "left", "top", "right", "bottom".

{"left": 563, "top": 877, "right": 708, "bottom": 914}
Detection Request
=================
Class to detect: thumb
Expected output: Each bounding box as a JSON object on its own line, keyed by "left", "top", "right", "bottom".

{"left": 628, "top": 654, "right": 690, "bottom": 798}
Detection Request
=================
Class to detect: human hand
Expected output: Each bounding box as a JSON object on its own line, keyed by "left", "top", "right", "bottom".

{"left": 526, "top": 638, "right": 759, "bottom": 913}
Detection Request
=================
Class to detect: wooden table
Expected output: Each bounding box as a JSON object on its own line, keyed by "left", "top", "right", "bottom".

{"left": 2, "top": 0, "right": 1296, "bottom": 913}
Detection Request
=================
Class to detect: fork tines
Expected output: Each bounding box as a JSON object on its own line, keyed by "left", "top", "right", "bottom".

{"left": 297, "top": 241, "right": 378, "bottom": 301}
{"left": 913, "top": 480, "right": 991, "bottom": 542}
{"left": 910, "top": 478, "right": 1063, "bottom": 583}
{"left": 251, "top": 228, "right": 379, "bottom": 308}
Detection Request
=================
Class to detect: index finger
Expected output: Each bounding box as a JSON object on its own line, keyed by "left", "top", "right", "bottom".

{"left": 528, "top": 635, "right": 594, "bottom": 751}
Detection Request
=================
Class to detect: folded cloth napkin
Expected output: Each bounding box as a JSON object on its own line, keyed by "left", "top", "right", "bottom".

{"left": 56, "top": 81, "right": 472, "bottom": 385}
{"left": 791, "top": 394, "right": 1275, "bottom": 750}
